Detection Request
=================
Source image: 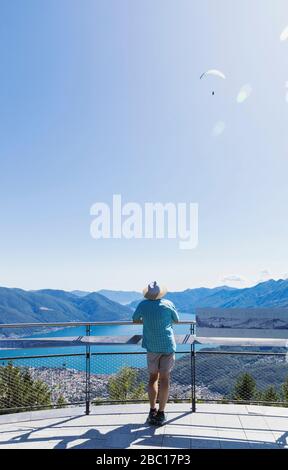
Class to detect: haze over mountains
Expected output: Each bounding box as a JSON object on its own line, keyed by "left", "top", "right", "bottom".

{"left": 0, "top": 279, "right": 288, "bottom": 331}
{"left": 97, "top": 290, "right": 142, "bottom": 305}
{"left": 71, "top": 290, "right": 142, "bottom": 304}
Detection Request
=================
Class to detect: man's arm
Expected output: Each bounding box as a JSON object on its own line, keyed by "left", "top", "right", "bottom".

{"left": 171, "top": 303, "right": 180, "bottom": 323}
{"left": 132, "top": 303, "right": 143, "bottom": 324}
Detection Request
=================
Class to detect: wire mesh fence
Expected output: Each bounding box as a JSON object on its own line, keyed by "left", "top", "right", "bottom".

{"left": 89, "top": 351, "right": 193, "bottom": 405}
{"left": 90, "top": 352, "right": 147, "bottom": 404}
{"left": 1, "top": 347, "right": 288, "bottom": 415}
{"left": 195, "top": 350, "right": 288, "bottom": 405}
{"left": 0, "top": 350, "right": 193, "bottom": 413}
{"left": 0, "top": 354, "right": 86, "bottom": 414}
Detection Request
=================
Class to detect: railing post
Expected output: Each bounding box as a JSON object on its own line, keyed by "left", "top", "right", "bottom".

{"left": 85, "top": 324, "right": 91, "bottom": 415}
{"left": 190, "top": 323, "right": 196, "bottom": 412}
{"left": 190, "top": 321, "right": 195, "bottom": 335}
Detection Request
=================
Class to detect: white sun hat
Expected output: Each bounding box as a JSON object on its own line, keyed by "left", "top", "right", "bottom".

{"left": 143, "top": 281, "right": 167, "bottom": 300}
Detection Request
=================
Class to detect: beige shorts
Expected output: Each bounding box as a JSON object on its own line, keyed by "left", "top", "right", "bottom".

{"left": 147, "top": 352, "right": 175, "bottom": 374}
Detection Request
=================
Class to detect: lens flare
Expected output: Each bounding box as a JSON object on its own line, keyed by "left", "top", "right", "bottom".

{"left": 236, "top": 84, "right": 252, "bottom": 103}
{"left": 280, "top": 25, "right": 288, "bottom": 41}
{"left": 212, "top": 121, "right": 226, "bottom": 137}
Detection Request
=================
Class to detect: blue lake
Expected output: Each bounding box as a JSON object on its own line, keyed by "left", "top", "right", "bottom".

{"left": 0, "top": 314, "right": 197, "bottom": 374}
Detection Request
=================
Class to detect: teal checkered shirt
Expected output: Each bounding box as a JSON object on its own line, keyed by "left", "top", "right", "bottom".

{"left": 132, "top": 298, "right": 179, "bottom": 353}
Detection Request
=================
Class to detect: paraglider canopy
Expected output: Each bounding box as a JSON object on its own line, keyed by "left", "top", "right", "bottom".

{"left": 200, "top": 69, "right": 226, "bottom": 80}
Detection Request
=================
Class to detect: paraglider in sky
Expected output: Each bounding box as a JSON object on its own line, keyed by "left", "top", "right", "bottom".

{"left": 200, "top": 69, "right": 226, "bottom": 80}
{"left": 200, "top": 69, "right": 226, "bottom": 95}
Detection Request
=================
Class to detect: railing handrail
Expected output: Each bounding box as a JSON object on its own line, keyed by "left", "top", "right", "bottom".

{"left": 0, "top": 320, "right": 196, "bottom": 328}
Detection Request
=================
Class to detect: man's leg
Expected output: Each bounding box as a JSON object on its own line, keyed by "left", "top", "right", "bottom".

{"left": 148, "top": 372, "right": 159, "bottom": 409}
{"left": 158, "top": 372, "right": 170, "bottom": 412}
{"left": 152, "top": 354, "right": 175, "bottom": 426}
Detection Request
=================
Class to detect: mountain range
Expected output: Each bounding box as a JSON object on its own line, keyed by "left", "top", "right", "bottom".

{"left": 1, "top": 279, "right": 288, "bottom": 335}
{"left": 0, "top": 287, "right": 132, "bottom": 327}
{"left": 129, "top": 279, "right": 288, "bottom": 312}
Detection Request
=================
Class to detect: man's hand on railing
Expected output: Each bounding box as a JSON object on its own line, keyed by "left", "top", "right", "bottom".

{"left": 132, "top": 319, "right": 143, "bottom": 324}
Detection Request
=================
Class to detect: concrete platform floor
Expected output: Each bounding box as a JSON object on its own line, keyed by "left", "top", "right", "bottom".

{"left": 0, "top": 403, "right": 287, "bottom": 449}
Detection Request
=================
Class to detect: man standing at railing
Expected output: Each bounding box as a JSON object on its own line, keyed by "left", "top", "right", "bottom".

{"left": 132, "top": 281, "right": 179, "bottom": 426}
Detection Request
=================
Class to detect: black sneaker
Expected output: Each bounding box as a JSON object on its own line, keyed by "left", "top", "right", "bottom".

{"left": 146, "top": 408, "right": 157, "bottom": 424}
{"left": 152, "top": 411, "right": 167, "bottom": 426}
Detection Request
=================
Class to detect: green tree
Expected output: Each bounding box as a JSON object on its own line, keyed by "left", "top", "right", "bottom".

{"left": 108, "top": 366, "right": 147, "bottom": 401}
{"left": 0, "top": 362, "right": 52, "bottom": 414}
{"left": 232, "top": 372, "right": 257, "bottom": 401}
{"left": 261, "top": 386, "right": 279, "bottom": 403}
{"left": 56, "top": 394, "right": 67, "bottom": 408}
{"left": 282, "top": 377, "right": 288, "bottom": 403}
{"left": 92, "top": 397, "right": 103, "bottom": 406}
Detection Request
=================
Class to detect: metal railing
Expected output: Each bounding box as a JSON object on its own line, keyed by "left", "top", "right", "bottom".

{"left": 0, "top": 321, "right": 197, "bottom": 328}
{"left": 0, "top": 321, "right": 287, "bottom": 415}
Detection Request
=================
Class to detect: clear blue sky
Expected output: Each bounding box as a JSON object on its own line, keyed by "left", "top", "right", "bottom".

{"left": 0, "top": 0, "right": 288, "bottom": 292}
